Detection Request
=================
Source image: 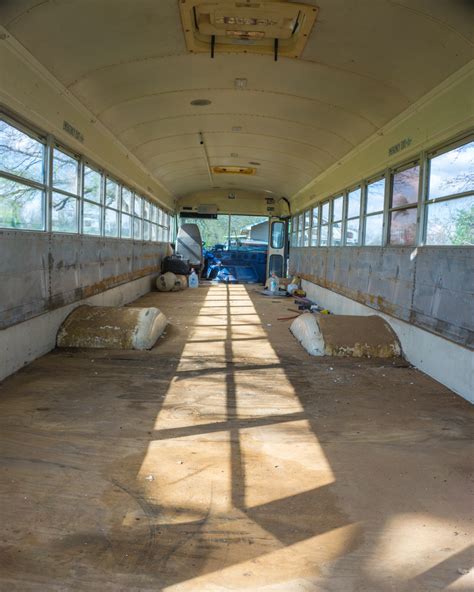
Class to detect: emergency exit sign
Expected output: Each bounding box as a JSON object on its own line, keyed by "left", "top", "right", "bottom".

{"left": 63, "top": 120, "right": 84, "bottom": 143}
{"left": 388, "top": 137, "right": 412, "bottom": 157}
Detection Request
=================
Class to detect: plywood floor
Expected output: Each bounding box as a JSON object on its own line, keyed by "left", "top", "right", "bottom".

{"left": 0, "top": 284, "right": 472, "bottom": 592}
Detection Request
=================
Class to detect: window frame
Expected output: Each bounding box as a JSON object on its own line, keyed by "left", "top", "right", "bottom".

{"left": 344, "top": 185, "right": 362, "bottom": 246}
{"left": 319, "top": 199, "right": 330, "bottom": 247}
{"left": 103, "top": 175, "right": 121, "bottom": 238}
{"left": 0, "top": 115, "right": 48, "bottom": 232}
{"left": 310, "top": 204, "right": 319, "bottom": 246}
{"left": 303, "top": 209, "right": 311, "bottom": 246}
{"left": 50, "top": 143, "right": 81, "bottom": 235}
{"left": 330, "top": 194, "right": 344, "bottom": 246}
{"left": 362, "top": 174, "right": 387, "bottom": 246}
{"left": 0, "top": 111, "right": 170, "bottom": 241}
{"left": 81, "top": 161, "right": 103, "bottom": 236}
{"left": 422, "top": 134, "right": 474, "bottom": 246}
{"left": 388, "top": 159, "right": 421, "bottom": 247}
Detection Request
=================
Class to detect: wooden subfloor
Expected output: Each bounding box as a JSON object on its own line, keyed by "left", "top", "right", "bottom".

{"left": 0, "top": 284, "right": 472, "bottom": 591}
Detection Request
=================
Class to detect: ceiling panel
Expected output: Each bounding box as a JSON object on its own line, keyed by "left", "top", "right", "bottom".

{"left": 1, "top": 0, "right": 472, "bottom": 202}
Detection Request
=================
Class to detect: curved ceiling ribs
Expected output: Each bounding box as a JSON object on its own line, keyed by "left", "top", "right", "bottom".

{"left": 1, "top": 0, "right": 472, "bottom": 201}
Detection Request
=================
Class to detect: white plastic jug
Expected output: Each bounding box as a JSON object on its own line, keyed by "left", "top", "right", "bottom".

{"left": 189, "top": 269, "right": 199, "bottom": 288}
{"left": 269, "top": 274, "right": 279, "bottom": 293}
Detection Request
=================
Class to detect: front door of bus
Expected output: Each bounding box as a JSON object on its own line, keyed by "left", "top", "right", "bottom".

{"left": 266, "top": 218, "right": 288, "bottom": 279}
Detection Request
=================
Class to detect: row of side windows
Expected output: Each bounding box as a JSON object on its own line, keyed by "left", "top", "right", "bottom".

{"left": 0, "top": 116, "right": 173, "bottom": 241}
{"left": 290, "top": 135, "right": 474, "bottom": 248}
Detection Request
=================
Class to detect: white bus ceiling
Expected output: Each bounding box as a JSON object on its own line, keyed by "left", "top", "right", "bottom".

{"left": 0, "top": 0, "right": 473, "bottom": 208}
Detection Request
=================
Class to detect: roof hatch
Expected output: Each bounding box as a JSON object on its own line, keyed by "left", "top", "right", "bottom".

{"left": 180, "top": 0, "right": 318, "bottom": 59}
{"left": 212, "top": 165, "right": 257, "bottom": 175}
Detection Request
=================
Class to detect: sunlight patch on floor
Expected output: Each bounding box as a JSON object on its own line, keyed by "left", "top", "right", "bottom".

{"left": 162, "top": 523, "right": 362, "bottom": 592}
{"left": 365, "top": 513, "right": 473, "bottom": 583}
{"left": 136, "top": 285, "right": 341, "bottom": 588}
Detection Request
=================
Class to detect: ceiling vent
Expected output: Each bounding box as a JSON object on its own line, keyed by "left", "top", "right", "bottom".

{"left": 180, "top": 1, "right": 318, "bottom": 59}
{"left": 212, "top": 165, "right": 256, "bottom": 175}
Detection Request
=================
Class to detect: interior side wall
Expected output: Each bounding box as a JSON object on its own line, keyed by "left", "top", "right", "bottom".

{"left": 0, "top": 272, "right": 160, "bottom": 382}
{"left": 0, "top": 230, "right": 167, "bottom": 330}
{"left": 288, "top": 67, "right": 473, "bottom": 402}
{"left": 0, "top": 35, "right": 175, "bottom": 382}
{"left": 290, "top": 246, "right": 473, "bottom": 348}
{"left": 299, "top": 277, "right": 473, "bottom": 403}
{"left": 0, "top": 231, "right": 167, "bottom": 381}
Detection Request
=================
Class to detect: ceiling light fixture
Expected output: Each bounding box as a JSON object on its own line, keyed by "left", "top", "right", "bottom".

{"left": 190, "top": 99, "right": 212, "bottom": 106}
{"left": 232, "top": 126, "right": 242, "bottom": 132}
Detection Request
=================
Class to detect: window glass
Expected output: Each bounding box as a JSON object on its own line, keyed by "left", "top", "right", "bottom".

{"left": 366, "top": 178, "right": 385, "bottom": 213}
{"left": 104, "top": 208, "right": 119, "bottom": 237}
{"left": 347, "top": 188, "right": 361, "bottom": 218}
{"left": 332, "top": 195, "right": 343, "bottom": 221}
{"left": 364, "top": 214, "right": 384, "bottom": 245}
{"left": 83, "top": 166, "right": 102, "bottom": 203}
{"left": 83, "top": 201, "right": 101, "bottom": 235}
{"left": 143, "top": 220, "right": 150, "bottom": 241}
{"left": 297, "top": 213, "right": 304, "bottom": 246}
{"left": 321, "top": 202, "right": 329, "bottom": 224}
{"left": 134, "top": 196, "right": 142, "bottom": 217}
{"left": 429, "top": 141, "right": 474, "bottom": 199}
{"left": 0, "top": 120, "right": 44, "bottom": 182}
{"left": 52, "top": 193, "right": 77, "bottom": 233}
{"left": 345, "top": 218, "right": 360, "bottom": 245}
{"left": 143, "top": 200, "right": 150, "bottom": 220}
{"left": 304, "top": 210, "right": 311, "bottom": 228}
{"left": 105, "top": 178, "right": 120, "bottom": 209}
{"left": 426, "top": 195, "right": 473, "bottom": 245}
{"left": 133, "top": 216, "right": 141, "bottom": 239}
{"left": 121, "top": 213, "right": 132, "bottom": 239}
{"left": 303, "top": 228, "right": 310, "bottom": 246}
{"left": 389, "top": 207, "right": 417, "bottom": 245}
{"left": 291, "top": 216, "right": 297, "bottom": 246}
{"left": 311, "top": 206, "right": 319, "bottom": 246}
{"left": 0, "top": 178, "right": 44, "bottom": 230}
{"left": 53, "top": 148, "right": 78, "bottom": 194}
{"left": 320, "top": 225, "right": 328, "bottom": 246}
{"left": 122, "top": 188, "right": 133, "bottom": 213}
{"left": 271, "top": 221, "right": 284, "bottom": 249}
{"left": 392, "top": 165, "right": 419, "bottom": 207}
{"left": 330, "top": 221, "right": 342, "bottom": 246}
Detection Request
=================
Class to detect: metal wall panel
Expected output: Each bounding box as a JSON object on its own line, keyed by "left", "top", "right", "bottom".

{"left": 0, "top": 230, "right": 167, "bottom": 329}
{"left": 290, "top": 246, "right": 473, "bottom": 348}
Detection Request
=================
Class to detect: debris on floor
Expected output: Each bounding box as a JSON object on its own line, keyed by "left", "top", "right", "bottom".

{"left": 57, "top": 305, "right": 168, "bottom": 350}
{"left": 156, "top": 271, "right": 188, "bottom": 292}
{"left": 290, "top": 314, "right": 402, "bottom": 358}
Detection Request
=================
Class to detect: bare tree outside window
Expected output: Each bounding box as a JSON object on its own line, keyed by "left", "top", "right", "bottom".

{"left": 0, "top": 121, "right": 45, "bottom": 229}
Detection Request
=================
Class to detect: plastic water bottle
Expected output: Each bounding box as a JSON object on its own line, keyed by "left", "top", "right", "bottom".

{"left": 269, "top": 273, "right": 279, "bottom": 294}
{"left": 189, "top": 268, "right": 199, "bottom": 289}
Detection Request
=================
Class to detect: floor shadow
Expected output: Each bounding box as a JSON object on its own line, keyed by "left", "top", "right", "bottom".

{"left": 0, "top": 283, "right": 472, "bottom": 591}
